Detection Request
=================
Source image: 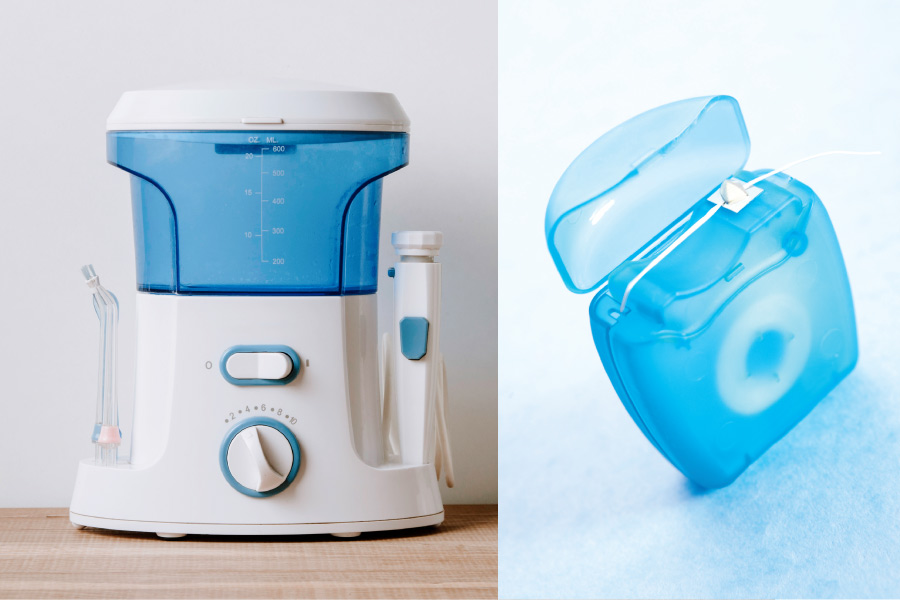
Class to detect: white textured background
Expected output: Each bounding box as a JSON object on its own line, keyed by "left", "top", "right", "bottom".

{"left": 0, "top": 0, "right": 497, "bottom": 506}
{"left": 500, "top": 0, "right": 900, "bottom": 597}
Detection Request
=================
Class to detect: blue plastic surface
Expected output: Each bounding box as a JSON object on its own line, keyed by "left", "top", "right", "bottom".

{"left": 399, "top": 317, "right": 429, "bottom": 360}
{"left": 546, "top": 97, "right": 858, "bottom": 488}
{"left": 219, "top": 417, "right": 301, "bottom": 498}
{"left": 546, "top": 96, "right": 750, "bottom": 293}
{"left": 109, "top": 131, "right": 408, "bottom": 295}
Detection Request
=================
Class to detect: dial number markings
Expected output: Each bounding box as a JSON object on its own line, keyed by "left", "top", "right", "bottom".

{"left": 225, "top": 404, "right": 297, "bottom": 425}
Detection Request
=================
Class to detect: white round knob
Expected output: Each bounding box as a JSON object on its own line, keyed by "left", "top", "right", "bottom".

{"left": 225, "top": 424, "right": 295, "bottom": 493}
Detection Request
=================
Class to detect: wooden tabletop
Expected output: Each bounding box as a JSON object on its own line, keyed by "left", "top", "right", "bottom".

{"left": 0, "top": 505, "right": 497, "bottom": 599}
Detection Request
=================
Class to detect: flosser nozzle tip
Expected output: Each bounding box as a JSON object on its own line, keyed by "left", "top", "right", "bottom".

{"left": 81, "top": 264, "right": 99, "bottom": 287}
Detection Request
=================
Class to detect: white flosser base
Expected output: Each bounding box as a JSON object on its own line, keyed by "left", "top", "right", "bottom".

{"left": 69, "top": 509, "right": 444, "bottom": 537}
{"left": 70, "top": 293, "right": 444, "bottom": 537}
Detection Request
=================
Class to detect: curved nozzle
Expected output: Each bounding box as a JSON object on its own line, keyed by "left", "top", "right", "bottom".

{"left": 81, "top": 264, "right": 121, "bottom": 466}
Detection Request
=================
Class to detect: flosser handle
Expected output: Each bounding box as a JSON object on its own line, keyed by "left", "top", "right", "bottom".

{"left": 389, "top": 231, "right": 443, "bottom": 467}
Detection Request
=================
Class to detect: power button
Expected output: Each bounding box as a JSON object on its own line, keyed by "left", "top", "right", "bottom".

{"left": 220, "top": 345, "right": 301, "bottom": 386}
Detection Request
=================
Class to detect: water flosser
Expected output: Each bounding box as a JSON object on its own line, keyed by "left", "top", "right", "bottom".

{"left": 81, "top": 265, "right": 121, "bottom": 466}
{"left": 389, "top": 231, "right": 443, "bottom": 467}
{"left": 71, "top": 83, "right": 452, "bottom": 538}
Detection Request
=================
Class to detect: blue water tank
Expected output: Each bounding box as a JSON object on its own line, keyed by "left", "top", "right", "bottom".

{"left": 106, "top": 81, "right": 410, "bottom": 295}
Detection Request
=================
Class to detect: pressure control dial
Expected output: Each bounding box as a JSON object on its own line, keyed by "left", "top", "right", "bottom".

{"left": 220, "top": 419, "right": 300, "bottom": 496}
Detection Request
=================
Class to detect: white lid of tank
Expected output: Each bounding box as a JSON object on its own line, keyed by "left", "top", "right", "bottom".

{"left": 107, "top": 79, "right": 409, "bottom": 132}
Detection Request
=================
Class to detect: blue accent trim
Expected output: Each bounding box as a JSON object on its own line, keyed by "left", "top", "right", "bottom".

{"left": 219, "top": 417, "right": 301, "bottom": 498}
{"left": 220, "top": 345, "right": 301, "bottom": 386}
{"left": 399, "top": 317, "right": 429, "bottom": 360}
{"left": 136, "top": 287, "right": 380, "bottom": 296}
{"left": 137, "top": 286, "right": 377, "bottom": 296}
{"left": 387, "top": 267, "right": 395, "bottom": 278}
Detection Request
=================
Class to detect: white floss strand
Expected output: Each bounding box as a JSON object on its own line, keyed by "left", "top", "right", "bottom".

{"left": 619, "top": 202, "right": 722, "bottom": 314}
{"left": 742, "top": 150, "right": 881, "bottom": 189}
{"left": 617, "top": 149, "right": 880, "bottom": 313}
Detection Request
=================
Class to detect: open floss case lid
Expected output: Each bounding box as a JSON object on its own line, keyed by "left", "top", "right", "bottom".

{"left": 545, "top": 95, "right": 752, "bottom": 294}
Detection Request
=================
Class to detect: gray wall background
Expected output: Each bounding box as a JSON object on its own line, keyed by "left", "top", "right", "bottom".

{"left": 0, "top": 0, "right": 497, "bottom": 506}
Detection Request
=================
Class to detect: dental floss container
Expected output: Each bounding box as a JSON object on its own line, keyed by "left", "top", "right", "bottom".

{"left": 545, "top": 95, "right": 859, "bottom": 488}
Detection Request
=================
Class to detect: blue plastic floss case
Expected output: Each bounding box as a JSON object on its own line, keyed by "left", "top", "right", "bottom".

{"left": 545, "top": 96, "right": 858, "bottom": 488}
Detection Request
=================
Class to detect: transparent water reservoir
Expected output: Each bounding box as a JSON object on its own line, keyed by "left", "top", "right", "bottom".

{"left": 109, "top": 130, "right": 408, "bottom": 295}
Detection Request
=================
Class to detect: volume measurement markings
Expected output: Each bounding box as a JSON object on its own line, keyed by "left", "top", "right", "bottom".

{"left": 259, "top": 147, "right": 267, "bottom": 263}
{"left": 244, "top": 143, "right": 286, "bottom": 264}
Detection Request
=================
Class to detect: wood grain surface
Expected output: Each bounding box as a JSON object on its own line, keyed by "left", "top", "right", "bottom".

{"left": 0, "top": 505, "right": 497, "bottom": 599}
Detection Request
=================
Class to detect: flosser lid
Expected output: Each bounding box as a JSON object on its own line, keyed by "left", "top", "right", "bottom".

{"left": 545, "top": 95, "right": 751, "bottom": 293}
{"left": 107, "top": 79, "right": 409, "bottom": 132}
